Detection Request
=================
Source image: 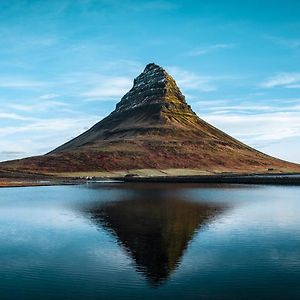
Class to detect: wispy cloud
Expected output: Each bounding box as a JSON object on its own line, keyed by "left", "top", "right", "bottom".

{"left": 195, "top": 99, "right": 300, "bottom": 114}
{"left": 187, "top": 44, "right": 235, "bottom": 56}
{"left": 0, "top": 150, "right": 27, "bottom": 161}
{"left": 8, "top": 100, "right": 68, "bottom": 112}
{"left": 260, "top": 73, "right": 300, "bottom": 88}
{"left": 0, "top": 115, "right": 100, "bottom": 160}
{"left": 203, "top": 111, "right": 300, "bottom": 145}
{"left": 0, "top": 112, "right": 33, "bottom": 121}
{"left": 167, "top": 66, "right": 234, "bottom": 92}
{"left": 0, "top": 77, "right": 47, "bottom": 89}
{"left": 167, "top": 67, "right": 216, "bottom": 92}
{"left": 39, "top": 93, "right": 60, "bottom": 100}
{"left": 81, "top": 76, "right": 132, "bottom": 100}
{"left": 0, "top": 117, "right": 96, "bottom": 137}
{"left": 267, "top": 36, "right": 300, "bottom": 49}
{"left": 191, "top": 97, "right": 300, "bottom": 163}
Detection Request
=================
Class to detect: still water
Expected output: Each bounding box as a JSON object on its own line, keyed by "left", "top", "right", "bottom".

{"left": 0, "top": 183, "right": 300, "bottom": 299}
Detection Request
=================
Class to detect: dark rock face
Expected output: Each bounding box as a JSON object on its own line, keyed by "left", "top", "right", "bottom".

{"left": 110, "top": 62, "right": 197, "bottom": 128}
{"left": 115, "top": 63, "right": 186, "bottom": 113}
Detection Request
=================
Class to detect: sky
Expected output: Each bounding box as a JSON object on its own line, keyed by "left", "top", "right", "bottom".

{"left": 1, "top": 0, "right": 300, "bottom": 163}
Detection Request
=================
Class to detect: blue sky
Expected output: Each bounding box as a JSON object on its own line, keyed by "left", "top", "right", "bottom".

{"left": 1, "top": 0, "right": 300, "bottom": 163}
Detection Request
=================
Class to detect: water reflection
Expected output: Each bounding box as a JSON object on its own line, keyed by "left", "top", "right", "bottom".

{"left": 87, "top": 189, "right": 225, "bottom": 285}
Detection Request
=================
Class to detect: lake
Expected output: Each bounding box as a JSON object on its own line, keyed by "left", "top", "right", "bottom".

{"left": 0, "top": 183, "right": 300, "bottom": 299}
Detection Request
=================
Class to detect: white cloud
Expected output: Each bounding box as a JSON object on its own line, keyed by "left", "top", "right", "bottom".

{"left": 167, "top": 67, "right": 218, "bottom": 92}
{"left": 267, "top": 36, "right": 300, "bottom": 49}
{"left": 192, "top": 97, "right": 300, "bottom": 162}
{"left": 260, "top": 73, "right": 300, "bottom": 88}
{"left": 81, "top": 76, "right": 132, "bottom": 100}
{"left": 0, "top": 115, "right": 100, "bottom": 161}
{"left": 9, "top": 101, "right": 68, "bottom": 112}
{"left": 39, "top": 93, "right": 60, "bottom": 100}
{"left": 187, "top": 43, "right": 235, "bottom": 56}
{"left": 195, "top": 100, "right": 300, "bottom": 114}
{"left": 0, "top": 112, "right": 33, "bottom": 121}
{"left": 0, "top": 117, "right": 96, "bottom": 137}
{"left": 0, "top": 77, "right": 47, "bottom": 89}
{"left": 260, "top": 137, "right": 300, "bottom": 164}
{"left": 167, "top": 67, "right": 236, "bottom": 93}
{"left": 202, "top": 111, "right": 300, "bottom": 147}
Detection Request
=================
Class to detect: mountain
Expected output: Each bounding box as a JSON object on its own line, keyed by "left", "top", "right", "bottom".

{"left": 1, "top": 63, "right": 300, "bottom": 174}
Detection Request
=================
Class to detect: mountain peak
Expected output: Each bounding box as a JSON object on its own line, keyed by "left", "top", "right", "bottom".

{"left": 144, "top": 62, "right": 164, "bottom": 72}
{"left": 115, "top": 63, "right": 186, "bottom": 113}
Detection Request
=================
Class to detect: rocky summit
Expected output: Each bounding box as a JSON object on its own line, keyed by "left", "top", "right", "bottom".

{"left": 1, "top": 63, "right": 300, "bottom": 174}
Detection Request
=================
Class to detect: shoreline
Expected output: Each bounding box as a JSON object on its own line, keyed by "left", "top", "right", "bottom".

{"left": 1, "top": 172, "right": 300, "bottom": 187}
{"left": 0, "top": 180, "right": 79, "bottom": 188}
{"left": 122, "top": 173, "right": 300, "bottom": 185}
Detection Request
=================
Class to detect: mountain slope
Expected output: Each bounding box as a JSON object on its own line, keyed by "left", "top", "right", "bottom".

{"left": 1, "top": 63, "right": 300, "bottom": 174}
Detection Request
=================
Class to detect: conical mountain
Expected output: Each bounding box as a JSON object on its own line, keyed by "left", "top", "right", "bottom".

{"left": 50, "top": 62, "right": 201, "bottom": 152}
{"left": 1, "top": 63, "right": 300, "bottom": 174}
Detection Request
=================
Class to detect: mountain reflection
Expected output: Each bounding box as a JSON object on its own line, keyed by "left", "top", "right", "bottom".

{"left": 88, "top": 189, "right": 224, "bottom": 286}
